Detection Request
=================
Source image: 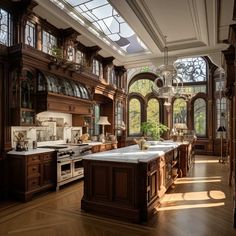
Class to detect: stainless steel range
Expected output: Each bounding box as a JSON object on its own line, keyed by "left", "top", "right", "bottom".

{"left": 41, "top": 144, "right": 92, "bottom": 190}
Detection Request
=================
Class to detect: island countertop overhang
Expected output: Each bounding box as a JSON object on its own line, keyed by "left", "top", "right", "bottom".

{"left": 83, "top": 141, "right": 182, "bottom": 163}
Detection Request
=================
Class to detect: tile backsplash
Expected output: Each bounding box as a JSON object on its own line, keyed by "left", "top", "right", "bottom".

{"left": 11, "top": 111, "right": 82, "bottom": 149}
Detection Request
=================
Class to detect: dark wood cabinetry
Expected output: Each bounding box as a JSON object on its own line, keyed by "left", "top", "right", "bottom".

{"left": 8, "top": 151, "right": 56, "bottom": 202}
{"left": 82, "top": 146, "right": 179, "bottom": 223}
{"left": 178, "top": 142, "right": 195, "bottom": 177}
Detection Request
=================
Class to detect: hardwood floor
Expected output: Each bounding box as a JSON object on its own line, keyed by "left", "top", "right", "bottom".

{"left": 0, "top": 155, "right": 235, "bottom": 236}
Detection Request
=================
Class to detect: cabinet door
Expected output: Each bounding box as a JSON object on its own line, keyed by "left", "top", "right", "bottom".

{"left": 41, "top": 153, "right": 56, "bottom": 186}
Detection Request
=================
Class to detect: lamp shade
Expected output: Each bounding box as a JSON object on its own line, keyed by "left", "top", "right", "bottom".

{"left": 97, "top": 116, "right": 111, "bottom": 125}
{"left": 217, "top": 126, "right": 226, "bottom": 132}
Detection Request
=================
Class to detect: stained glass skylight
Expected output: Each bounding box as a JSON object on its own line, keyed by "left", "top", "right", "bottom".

{"left": 49, "top": 0, "right": 149, "bottom": 55}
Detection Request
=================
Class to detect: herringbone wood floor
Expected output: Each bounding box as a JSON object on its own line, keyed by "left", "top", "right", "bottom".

{"left": 0, "top": 155, "right": 235, "bottom": 236}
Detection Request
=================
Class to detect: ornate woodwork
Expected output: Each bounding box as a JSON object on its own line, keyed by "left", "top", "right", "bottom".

{"left": 81, "top": 146, "right": 182, "bottom": 223}
{"left": 7, "top": 151, "right": 56, "bottom": 202}
{"left": 226, "top": 23, "right": 236, "bottom": 228}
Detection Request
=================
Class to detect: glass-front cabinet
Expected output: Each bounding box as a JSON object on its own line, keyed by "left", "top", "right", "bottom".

{"left": 11, "top": 69, "right": 35, "bottom": 126}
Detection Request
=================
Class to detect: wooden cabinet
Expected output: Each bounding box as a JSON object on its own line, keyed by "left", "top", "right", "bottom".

{"left": 8, "top": 151, "right": 56, "bottom": 202}
{"left": 11, "top": 70, "right": 36, "bottom": 126}
{"left": 37, "top": 92, "right": 92, "bottom": 115}
{"left": 178, "top": 141, "right": 194, "bottom": 177}
{"left": 82, "top": 146, "right": 179, "bottom": 223}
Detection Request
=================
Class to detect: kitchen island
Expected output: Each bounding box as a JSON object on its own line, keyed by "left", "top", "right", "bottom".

{"left": 81, "top": 141, "right": 181, "bottom": 223}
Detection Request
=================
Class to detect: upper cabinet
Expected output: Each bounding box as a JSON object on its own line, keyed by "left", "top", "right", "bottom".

{"left": 11, "top": 69, "right": 36, "bottom": 126}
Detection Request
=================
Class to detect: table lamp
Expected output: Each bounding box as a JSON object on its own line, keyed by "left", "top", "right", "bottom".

{"left": 97, "top": 116, "right": 111, "bottom": 137}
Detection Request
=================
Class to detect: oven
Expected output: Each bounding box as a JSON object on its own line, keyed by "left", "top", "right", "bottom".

{"left": 72, "top": 157, "right": 83, "bottom": 178}
{"left": 57, "top": 158, "right": 73, "bottom": 183}
{"left": 41, "top": 144, "right": 91, "bottom": 190}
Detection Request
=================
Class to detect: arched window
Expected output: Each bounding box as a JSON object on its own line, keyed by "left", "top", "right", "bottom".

{"left": 173, "top": 98, "right": 187, "bottom": 125}
{"left": 147, "top": 98, "right": 160, "bottom": 123}
{"left": 194, "top": 98, "right": 206, "bottom": 136}
{"left": 129, "top": 98, "right": 141, "bottom": 135}
{"left": 0, "top": 8, "right": 12, "bottom": 46}
{"left": 129, "top": 79, "right": 154, "bottom": 97}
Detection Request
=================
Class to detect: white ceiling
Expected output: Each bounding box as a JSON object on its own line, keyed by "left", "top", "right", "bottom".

{"left": 34, "top": 0, "right": 235, "bottom": 68}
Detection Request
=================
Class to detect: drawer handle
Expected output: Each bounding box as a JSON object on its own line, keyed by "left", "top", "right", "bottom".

{"left": 32, "top": 167, "right": 37, "bottom": 171}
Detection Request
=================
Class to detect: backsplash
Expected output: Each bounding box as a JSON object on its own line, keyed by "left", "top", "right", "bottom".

{"left": 11, "top": 111, "right": 82, "bottom": 149}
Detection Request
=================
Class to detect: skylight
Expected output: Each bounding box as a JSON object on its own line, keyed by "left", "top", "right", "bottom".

{"left": 50, "top": 0, "right": 149, "bottom": 55}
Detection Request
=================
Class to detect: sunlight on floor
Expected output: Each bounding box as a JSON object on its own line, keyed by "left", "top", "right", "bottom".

{"left": 156, "top": 202, "right": 225, "bottom": 211}
{"left": 195, "top": 160, "right": 220, "bottom": 163}
{"left": 179, "top": 176, "right": 221, "bottom": 180}
{"left": 175, "top": 179, "right": 221, "bottom": 184}
{"left": 161, "top": 190, "right": 225, "bottom": 202}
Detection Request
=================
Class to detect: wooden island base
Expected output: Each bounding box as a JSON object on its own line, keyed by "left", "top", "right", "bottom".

{"left": 81, "top": 141, "right": 193, "bottom": 223}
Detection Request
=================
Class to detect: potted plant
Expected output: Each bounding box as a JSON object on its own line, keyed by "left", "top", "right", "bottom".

{"left": 141, "top": 121, "right": 169, "bottom": 143}
{"left": 50, "top": 45, "right": 63, "bottom": 64}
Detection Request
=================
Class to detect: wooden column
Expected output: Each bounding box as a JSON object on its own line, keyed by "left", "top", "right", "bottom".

{"left": 227, "top": 24, "right": 236, "bottom": 228}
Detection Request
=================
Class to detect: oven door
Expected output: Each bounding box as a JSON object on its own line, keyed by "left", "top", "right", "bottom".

{"left": 57, "top": 159, "right": 72, "bottom": 182}
{"left": 72, "top": 158, "right": 84, "bottom": 178}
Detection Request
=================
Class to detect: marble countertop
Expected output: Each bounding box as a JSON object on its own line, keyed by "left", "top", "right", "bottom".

{"left": 83, "top": 140, "right": 181, "bottom": 163}
{"left": 7, "top": 148, "right": 55, "bottom": 155}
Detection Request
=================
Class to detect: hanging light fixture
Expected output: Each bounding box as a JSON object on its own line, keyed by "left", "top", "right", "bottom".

{"left": 152, "top": 36, "right": 184, "bottom": 104}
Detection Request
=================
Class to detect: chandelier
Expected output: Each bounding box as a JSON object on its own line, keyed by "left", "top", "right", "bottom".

{"left": 152, "top": 36, "right": 184, "bottom": 106}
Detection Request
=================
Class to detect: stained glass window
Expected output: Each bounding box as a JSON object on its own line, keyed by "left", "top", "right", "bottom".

{"left": 0, "top": 8, "right": 12, "bottom": 46}
{"left": 50, "top": 0, "right": 148, "bottom": 54}
{"left": 25, "top": 21, "right": 36, "bottom": 47}
{"left": 175, "top": 57, "right": 206, "bottom": 83}
{"left": 42, "top": 30, "right": 57, "bottom": 54}
{"left": 216, "top": 97, "right": 226, "bottom": 138}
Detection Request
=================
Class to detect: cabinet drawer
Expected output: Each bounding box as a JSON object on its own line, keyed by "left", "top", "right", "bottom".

{"left": 100, "top": 144, "right": 106, "bottom": 152}
{"left": 28, "top": 177, "right": 40, "bottom": 191}
{"left": 43, "top": 153, "right": 54, "bottom": 161}
{"left": 28, "top": 155, "right": 40, "bottom": 164}
{"left": 28, "top": 164, "right": 40, "bottom": 176}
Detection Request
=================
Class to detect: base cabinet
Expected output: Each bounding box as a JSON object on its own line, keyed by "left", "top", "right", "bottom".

{"left": 8, "top": 151, "right": 56, "bottom": 202}
{"left": 81, "top": 147, "right": 179, "bottom": 223}
{"left": 178, "top": 142, "right": 194, "bottom": 177}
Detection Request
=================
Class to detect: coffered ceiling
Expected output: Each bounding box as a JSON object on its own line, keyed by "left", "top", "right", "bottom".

{"left": 34, "top": 0, "right": 235, "bottom": 68}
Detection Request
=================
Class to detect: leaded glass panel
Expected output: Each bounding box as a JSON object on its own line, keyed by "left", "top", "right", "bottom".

{"left": 175, "top": 57, "right": 206, "bottom": 83}
{"left": 0, "top": 8, "right": 12, "bottom": 46}
{"left": 216, "top": 97, "right": 227, "bottom": 138}
{"left": 92, "top": 59, "right": 100, "bottom": 76}
{"left": 25, "top": 21, "right": 36, "bottom": 47}
{"left": 42, "top": 30, "right": 57, "bottom": 54}
{"left": 194, "top": 98, "right": 206, "bottom": 136}
{"left": 53, "top": 0, "right": 148, "bottom": 54}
